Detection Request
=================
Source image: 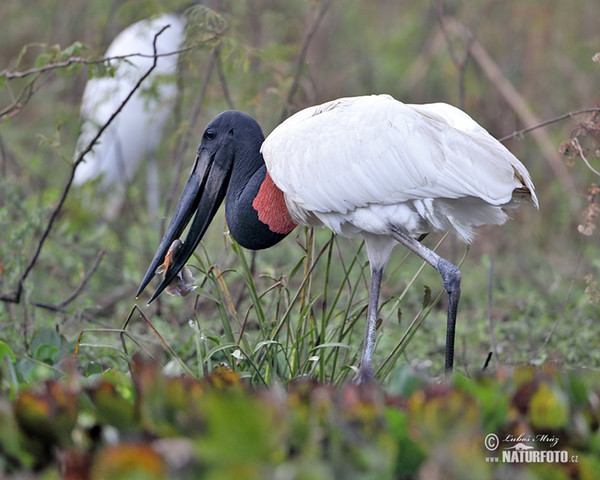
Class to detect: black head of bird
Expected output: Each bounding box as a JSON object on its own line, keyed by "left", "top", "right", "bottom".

{"left": 137, "top": 110, "right": 294, "bottom": 303}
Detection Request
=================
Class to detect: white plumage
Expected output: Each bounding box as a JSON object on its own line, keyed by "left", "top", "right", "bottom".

{"left": 73, "top": 13, "right": 185, "bottom": 192}
{"left": 262, "top": 95, "right": 538, "bottom": 243}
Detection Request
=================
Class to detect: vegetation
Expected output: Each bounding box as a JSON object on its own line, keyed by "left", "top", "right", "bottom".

{"left": 1, "top": 0, "right": 599, "bottom": 478}
{"left": 1, "top": 355, "right": 600, "bottom": 479}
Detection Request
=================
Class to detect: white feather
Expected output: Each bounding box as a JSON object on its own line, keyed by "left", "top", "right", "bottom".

{"left": 261, "top": 94, "right": 537, "bottom": 243}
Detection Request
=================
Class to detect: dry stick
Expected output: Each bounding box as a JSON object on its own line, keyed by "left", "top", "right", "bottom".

{"left": 279, "top": 0, "right": 333, "bottom": 122}
{"left": 435, "top": 3, "right": 473, "bottom": 110}
{"left": 121, "top": 305, "right": 195, "bottom": 377}
{"left": 571, "top": 137, "right": 600, "bottom": 177}
{"left": 1, "top": 73, "right": 40, "bottom": 120}
{"left": 441, "top": 17, "right": 575, "bottom": 193}
{"left": 57, "top": 250, "right": 106, "bottom": 308}
{"left": 73, "top": 327, "right": 154, "bottom": 362}
{"left": 1, "top": 46, "right": 194, "bottom": 81}
{"left": 215, "top": 45, "right": 235, "bottom": 110}
{"left": 499, "top": 108, "right": 600, "bottom": 143}
{"left": 0, "top": 26, "right": 170, "bottom": 305}
{"left": 0, "top": 45, "right": 195, "bottom": 122}
{"left": 31, "top": 249, "right": 106, "bottom": 310}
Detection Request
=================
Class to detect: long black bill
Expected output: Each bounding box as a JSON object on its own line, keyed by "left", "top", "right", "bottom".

{"left": 136, "top": 148, "right": 231, "bottom": 303}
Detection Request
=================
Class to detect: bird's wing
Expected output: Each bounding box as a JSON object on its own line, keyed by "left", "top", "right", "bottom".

{"left": 261, "top": 95, "right": 536, "bottom": 216}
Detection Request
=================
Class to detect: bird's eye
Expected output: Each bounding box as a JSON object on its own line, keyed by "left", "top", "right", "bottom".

{"left": 205, "top": 128, "right": 216, "bottom": 140}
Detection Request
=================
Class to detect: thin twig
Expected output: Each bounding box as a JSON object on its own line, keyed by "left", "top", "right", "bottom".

{"left": 0, "top": 26, "right": 169, "bottom": 304}
{"left": 30, "top": 301, "right": 110, "bottom": 329}
{"left": 0, "top": 43, "right": 195, "bottom": 121}
{"left": 215, "top": 44, "right": 235, "bottom": 110}
{"left": 122, "top": 305, "right": 196, "bottom": 377}
{"left": 499, "top": 108, "right": 600, "bottom": 143}
{"left": 280, "top": 0, "right": 333, "bottom": 122}
{"left": 569, "top": 137, "right": 600, "bottom": 177}
{"left": 32, "top": 250, "right": 106, "bottom": 310}
{"left": 0, "top": 45, "right": 193, "bottom": 81}
{"left": 435, "top": 1, "right": 473, "bottom": 109}
{"left": 0, "top": 74, "right": 41, "bottom": 120}
{"left": 61, "top": 249, "right": 105, "bottom": 307}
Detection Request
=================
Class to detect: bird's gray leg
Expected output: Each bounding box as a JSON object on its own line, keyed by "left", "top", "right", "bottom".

{"left": 355, "top": 264, "right": 384, "bottom": 384}
{"left": 390, "top": 226, "right": 461, "bottom": 373}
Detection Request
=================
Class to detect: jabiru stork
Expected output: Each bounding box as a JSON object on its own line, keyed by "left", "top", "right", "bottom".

{"left": 73, "top": 13, "right": 186, "bottom": 219}
{"left": 137, "top": 94, "right": 538, "bottom": 383}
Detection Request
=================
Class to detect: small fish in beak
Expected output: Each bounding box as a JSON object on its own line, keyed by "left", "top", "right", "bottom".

{"left": 155, "top": 239, "right": 197, "bottom": 297}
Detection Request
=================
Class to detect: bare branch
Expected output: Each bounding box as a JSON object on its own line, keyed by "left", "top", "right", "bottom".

{"left": 215, "top": 44, "right": 235, "bottom": 110}
{"left": 0, "top": 40, "right": 197, "bottom": 122}
{"left": 435, "top": 0, "right": 474, "bottom": 110}
{"left": 31, "top": 250, "right": 106, "bottom": 311}
{"left": 0, "top": 45, "right": 192, "bottom": 81}
{"left": 499, "top": 108, "right": 600, "bottom": 142}
{"left": 572, "top": 137, "right": 600, "bottom": 177}
{"left": 0, "top": 74, "right": 41, "bottom": 120}
{"left": 0, "top": 26, "right": 169, "bottom": 304}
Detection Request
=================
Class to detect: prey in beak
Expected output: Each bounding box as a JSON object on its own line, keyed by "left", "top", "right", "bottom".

{"left": 137, "top": 132, "right": 234, "bottom": 303}
{"left": 155, "top": 239, "right": 197, "bottom": 297}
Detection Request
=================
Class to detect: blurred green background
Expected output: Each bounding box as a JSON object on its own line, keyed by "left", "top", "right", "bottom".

{"left": 1, "top": 0, "right": 599, "bottom": 385}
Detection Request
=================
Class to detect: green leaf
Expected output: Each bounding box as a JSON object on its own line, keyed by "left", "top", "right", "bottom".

{"left": 0, "top": 340, "right": 17, "bottom": 363}
{"left": 34, "top": 344, "right": 60, "bottom": 364}
{"left": 31, "top": 328, "right": 64, "bottom": 364}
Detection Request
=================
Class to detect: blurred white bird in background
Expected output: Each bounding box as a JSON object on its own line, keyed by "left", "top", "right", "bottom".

{"left": 73, "top": 13, "right": 186, "bottom": 220}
